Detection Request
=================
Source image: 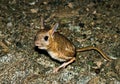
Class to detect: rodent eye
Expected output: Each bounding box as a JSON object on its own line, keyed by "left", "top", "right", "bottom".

{"left": 44, "top": 36, "right": 49, "bottom": 41}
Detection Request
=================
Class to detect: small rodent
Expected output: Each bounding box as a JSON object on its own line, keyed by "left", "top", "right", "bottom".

{"left": 34, "top": 18, "right": 112, "bottom": 73}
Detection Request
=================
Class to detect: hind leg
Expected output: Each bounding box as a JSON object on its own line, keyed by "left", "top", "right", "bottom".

{"left": 53, "top": 57, "right": 75, "bottom": 73}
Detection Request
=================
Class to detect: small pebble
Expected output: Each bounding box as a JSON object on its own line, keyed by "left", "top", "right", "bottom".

{"left": 7, "top": 22, "right": 12, "bottom": 27}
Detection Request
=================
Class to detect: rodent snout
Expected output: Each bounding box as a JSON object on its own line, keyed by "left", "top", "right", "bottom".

{"left": 34, "top": 41, "right": 40, "bottom": 46}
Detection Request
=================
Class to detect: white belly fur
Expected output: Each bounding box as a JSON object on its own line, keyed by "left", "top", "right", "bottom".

{"left": 48, "top": 51, "right": 66, "bottom": 62}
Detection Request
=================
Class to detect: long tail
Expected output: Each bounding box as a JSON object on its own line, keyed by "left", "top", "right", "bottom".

{"left": 76, "top": 46, "right": 112, "bottom": 61}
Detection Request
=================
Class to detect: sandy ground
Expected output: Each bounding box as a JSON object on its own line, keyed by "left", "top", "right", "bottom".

{"left": 0, "top": 0, "right": 120, "bottom": 84}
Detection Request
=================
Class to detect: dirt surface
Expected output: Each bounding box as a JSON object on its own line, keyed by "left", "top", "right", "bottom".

{"left": 0, "top": 0, "right": 120, "bottom": 84}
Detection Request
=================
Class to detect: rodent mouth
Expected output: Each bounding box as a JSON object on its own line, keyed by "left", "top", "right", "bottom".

{"left": 38, "top": 46, "right": 47, "bottom": 50}
{"left": 35, "top": 44, "right": 41, "bottom": 48}
{"left": 35, "top": 45, "right": 42, "bottom": 49}
{"left": 34, "top": 44, "right": 44, "bottom": 49}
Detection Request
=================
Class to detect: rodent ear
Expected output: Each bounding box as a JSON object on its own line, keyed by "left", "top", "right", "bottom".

{"left": 40, "top": 17, "right": 44, "bottom": 29}
{"left": 49, "top": 23, "right": 59, "bottom": 35}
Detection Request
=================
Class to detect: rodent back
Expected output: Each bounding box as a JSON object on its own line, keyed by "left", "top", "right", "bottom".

{"left": 48, "top": 32, "right": 76, "bottom": 54}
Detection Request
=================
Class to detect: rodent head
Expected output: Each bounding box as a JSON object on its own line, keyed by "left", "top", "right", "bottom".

{"left": 34, "top": 23, "right": 59, "bottom": 50}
